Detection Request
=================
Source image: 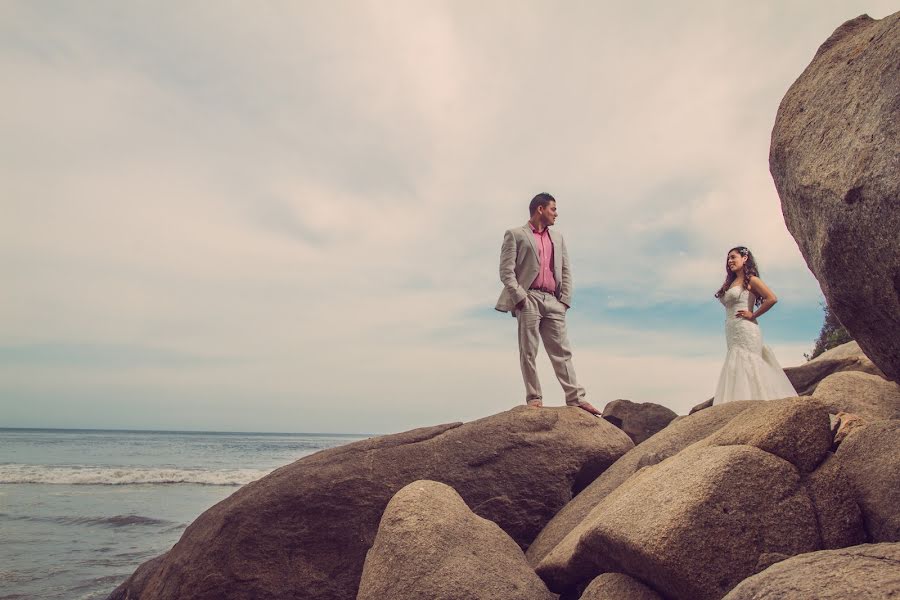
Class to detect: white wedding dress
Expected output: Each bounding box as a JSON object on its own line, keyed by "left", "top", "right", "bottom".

{"left": 712, "top": 286, "right": 797, "bottom": 404}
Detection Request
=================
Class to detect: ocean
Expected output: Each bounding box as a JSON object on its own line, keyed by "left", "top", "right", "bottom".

{"left": 0, "top": 428, "right": 369, "bottom": 600}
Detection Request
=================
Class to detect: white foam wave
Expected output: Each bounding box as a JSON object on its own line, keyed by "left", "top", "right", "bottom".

{"left": 0, "top": 464, "right": 272, "bottom": 486}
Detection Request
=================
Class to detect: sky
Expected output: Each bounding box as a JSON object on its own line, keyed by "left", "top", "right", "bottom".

{"left": 2, "top": 1, "right": 895, "bottom": 434}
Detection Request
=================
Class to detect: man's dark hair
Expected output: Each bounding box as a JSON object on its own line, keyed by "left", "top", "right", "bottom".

{"left": 529, "top": 192, "right": 556, "bottom": 216}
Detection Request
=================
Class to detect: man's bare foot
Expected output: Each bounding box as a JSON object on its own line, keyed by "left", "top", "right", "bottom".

{"left": 526, "top": 400, "right": 543, "bottom": 408}
{"left": 574, "top": 401, "right": 602, "bottom": 416}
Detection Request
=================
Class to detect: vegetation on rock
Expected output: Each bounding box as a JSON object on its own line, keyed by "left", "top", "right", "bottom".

{"left": 807, "top": 302, "right": 853, "bottom": 361}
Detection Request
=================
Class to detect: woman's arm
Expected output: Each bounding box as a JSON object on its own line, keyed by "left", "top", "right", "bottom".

{"left": 737, "top": 276, "right": 778, "bottom": 321}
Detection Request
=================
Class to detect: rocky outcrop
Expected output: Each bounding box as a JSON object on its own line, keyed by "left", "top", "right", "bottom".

{"left": 785, "top": 341, "right": 886, "bottom": 395}
{"left": 722, "top": 543, "right": 900, "bottom": 599}
{"left": 536, "top": 445, "right": 821, "bottom": 599}
{"left": 525, "top": 401, "right": 759, "bottom": 567}
{"left": 357, "top": 480, "right": 556, "bottom": 600}
{"left": 107, "top": 408, "right": 632, "bottom": 600}
{"left": 770, "top": 11, "right": 900, "bottom": 383}
{"left": 601, "top": 399, "right": 678, "bottom": 445}
{"left": 580, "top": 573, "right": 663, "bottom": 600}
{"left": 534, "top": 397, "right": 856, "bottom": 599}
{"left": 813, "top": 371, "right": 900, "bottom": 421}
{"left": 832, "top": 420, "right": 900, "bottom": 542}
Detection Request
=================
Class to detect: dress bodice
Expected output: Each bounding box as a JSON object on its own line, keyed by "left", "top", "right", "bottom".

{"left": 720, "top": 285, "right": 756, "bottom": 314}
{"left": 720, "top": 285, "right": 761, "bottom": 353}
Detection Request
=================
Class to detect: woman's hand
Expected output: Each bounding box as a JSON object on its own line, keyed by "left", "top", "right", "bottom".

{"left": 735, "top": 309, "right": 756, "bottom": 322}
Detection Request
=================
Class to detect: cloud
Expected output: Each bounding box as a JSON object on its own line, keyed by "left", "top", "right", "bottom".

{"left": 2, "top": 1, "right": 893, "bottom": 432}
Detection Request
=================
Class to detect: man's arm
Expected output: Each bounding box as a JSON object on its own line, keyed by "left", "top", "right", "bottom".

{"left": 500, "top": 229, "right": 527, "bottom": 307}
{"left": 558, "top": 235, "right": 573, "bottom": 308}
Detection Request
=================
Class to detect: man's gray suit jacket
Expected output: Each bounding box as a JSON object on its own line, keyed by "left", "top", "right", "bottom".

{"left": 495, "top": 223, "right": 572, "bottom": 316}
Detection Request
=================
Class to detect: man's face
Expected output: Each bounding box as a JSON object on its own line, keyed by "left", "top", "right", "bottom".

{"left": 538, "top": 201, "right": 558, "bottom": 227}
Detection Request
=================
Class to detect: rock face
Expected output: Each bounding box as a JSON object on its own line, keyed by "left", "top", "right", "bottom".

{"left": 525, "top": 401, "right": 760, "bottom": 567}
{"left": 832, "top": 420, "right": 900, "bottom": 542}
{"left": 601, "top": 399, "right": 678, "bottom": 445}
{"left": 357, "top": 480, "right": 556, "bottom": 600}
{"left": 580, "top": 573, "right": 662, "bottom": 600}
{"left": 537, "top": 445, "right": 821, "bottom": 600}
{"left": 813, "top": 370, "right": 900, "bottom": 421}
{"left": 770, "top": 11, "right": 900, "bottom": 383}
{"left": 107, "top": 407, "right": 633, "bottom": 600}
{"left": 784, "top": 341, "right": 886, "bottom": 395}
{"left": 722, "top": 543, "right": 900, "bottom": 599}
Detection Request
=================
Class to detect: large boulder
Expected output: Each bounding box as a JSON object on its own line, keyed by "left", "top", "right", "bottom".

{"left": 601, "top": 399, "right": 678, "bottom": 445}
{"left": 694, "top": 396, "right": 832, "bottom": 473}
{"left": 108, "top": 407, "right": 633, "bottom": 600}
{"left": 722, "top": 543, "right": 900, "bottom": 599}
{"left": 813, "top": 371, "right": 900, "bottom": 421}
{"left": 525, "top": 401, "right": 759, "bottom": 567}
{"left": 785, "top": 341, "right": 886, "bottom": 395}
{"left": 832, "top": 420, "right": 900, "bottom": 542}
{"left": 536, "top": 445, "right": 821, "bottom": 599}
{"left": 696, "top": 398, "right": 865, "bottom": 548}
{"left": 357, "top": 480, "right": 556, "bottom": 600}
{"left": 580, "top": 573, "right": 662, "bottom": 600}
{"left": 770, "top": 11, "right": 900, "bottom": 383}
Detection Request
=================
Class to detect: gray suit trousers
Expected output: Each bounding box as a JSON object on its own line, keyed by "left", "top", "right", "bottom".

{"left": 517, "top": 290, "right": 586, "bottom": 405}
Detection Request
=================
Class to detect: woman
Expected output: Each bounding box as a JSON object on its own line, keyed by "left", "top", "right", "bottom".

{"left": 712, "top": 246, "right": 797, "bottom": 404}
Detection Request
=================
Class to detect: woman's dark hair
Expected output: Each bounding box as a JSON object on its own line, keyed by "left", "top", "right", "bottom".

{"left": 529, "top": 192, "right": 555, "bottom": 215}
{"left": 715, "top": 246, "right": 763, "bottom": 308}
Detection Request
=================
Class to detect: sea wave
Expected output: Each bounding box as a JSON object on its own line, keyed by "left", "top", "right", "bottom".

{"left": 2, "top": 513, "right": 178, "bottom": 528}
{"left": 0, "top": 464, "right": 271, "bottom": 486}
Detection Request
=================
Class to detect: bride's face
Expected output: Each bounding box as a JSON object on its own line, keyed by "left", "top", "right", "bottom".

{"left": 726, "top": 250, "right": 747, "bottom": 273}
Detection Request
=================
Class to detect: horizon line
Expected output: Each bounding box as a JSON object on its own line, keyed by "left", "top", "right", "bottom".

{"left": 0, "top": 426, "right": 376, "bottom": 437}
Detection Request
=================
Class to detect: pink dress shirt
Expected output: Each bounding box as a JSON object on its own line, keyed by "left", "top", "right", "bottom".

{"left": 530, "top": 224, "right": 557, "bottom": 293}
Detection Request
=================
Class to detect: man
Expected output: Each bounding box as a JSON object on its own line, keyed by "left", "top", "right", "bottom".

{"left": 496, "top": 192, "right": 601, "bottom": 415}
